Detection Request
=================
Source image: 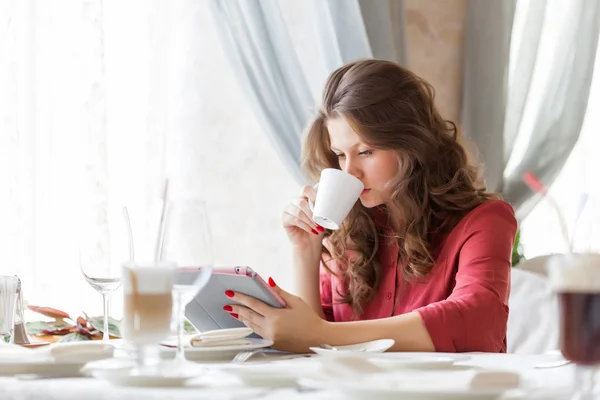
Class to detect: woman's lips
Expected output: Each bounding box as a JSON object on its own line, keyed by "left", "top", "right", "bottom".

{"left": 361, "top": 189, "right": 371, "bottom": 195}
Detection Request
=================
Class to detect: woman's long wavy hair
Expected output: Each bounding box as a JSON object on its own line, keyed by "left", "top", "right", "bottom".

{"left": 302, "top": 59, "right": 500, "bottom": 316}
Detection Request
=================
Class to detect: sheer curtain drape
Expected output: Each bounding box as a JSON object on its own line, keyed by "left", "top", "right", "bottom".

{"left": 0, "top": 0, "right": 170, "bottom": 316}
{"left": 209, "top": 0, "right": 405, "bottom": 183}
{"left": 0, "top": 0, "right": 303, "bottom": 316}
{"left": 462, "top": 0, "right": 600, "bottom": 222}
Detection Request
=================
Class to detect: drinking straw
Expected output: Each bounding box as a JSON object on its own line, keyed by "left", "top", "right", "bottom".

{"left": 522, "top": 171, "right": 571, "bottom": 252}
{"left": 154, "top": 179, "right": 170, "bottom": 262}
{"left": 122, "top": 206, "right": 135, "bottom": 262}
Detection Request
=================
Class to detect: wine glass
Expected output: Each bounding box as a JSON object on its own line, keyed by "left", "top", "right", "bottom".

{"left": 0, "top": 275, "right": 19, "bottom": 344}
{"left": 159, "top": 200, "right": 213, "bottom": 371}
{"left": 77, "top": 204, "right": 131, "bottom": 344}
{"left": 548, "top": 253, "right": 600, "bottom": 400}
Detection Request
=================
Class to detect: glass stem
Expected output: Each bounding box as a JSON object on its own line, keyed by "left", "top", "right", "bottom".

{"left": 102, "top": 293, "right": 110, "bottom": 343}
{"left": 175, "top": 291, "right": 186, "bottom": 362}
{"left": 136, "top": 344, "right": 159, "bottom": 371}
{"left": 574, "top": 365, "right": 597, "bottom": 400}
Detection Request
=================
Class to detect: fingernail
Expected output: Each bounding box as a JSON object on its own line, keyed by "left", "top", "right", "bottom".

{"left": 230, "top": 313, "right": 238, "bottom": 319}
{"left": 311, "top": 229, "right": 319, "bottom": 235}
{"left": 225, "top": 290, "right": 234, "bottom": 298}
{"left": 268, "top": 277, "right": 276, "bottom": 287}
{"left": 316, "top": 225, "right": 325, "bottom": 232}
{"left": 223, "top": 305, "right": 233, "bottom": 311}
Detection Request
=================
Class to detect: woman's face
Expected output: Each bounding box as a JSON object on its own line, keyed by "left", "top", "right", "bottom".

{"left": 327, "top": 116, "right": 400, "bottom": 208}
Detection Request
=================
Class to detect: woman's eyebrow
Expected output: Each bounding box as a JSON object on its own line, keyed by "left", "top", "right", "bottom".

{"left": 329, "top": 143, "right": 360, "bottom": 152}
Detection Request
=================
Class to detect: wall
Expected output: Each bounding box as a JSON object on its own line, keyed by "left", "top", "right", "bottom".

{"left": 404, "top": 0, "right": 467, "bottom": 122}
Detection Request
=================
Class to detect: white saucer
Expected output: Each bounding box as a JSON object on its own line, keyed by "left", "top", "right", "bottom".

{"left": 309, "top": 339, "right": 395, "bottom": 356}
{"left": 160, "top": 338, "right": 274, "bottom": 362}
{"left": 91, "top": 367, "right": 199, "bottom": 387}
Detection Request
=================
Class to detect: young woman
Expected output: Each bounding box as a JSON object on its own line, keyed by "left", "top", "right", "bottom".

{"left": 224, "top": 59, "right": 517, "bottom": 353}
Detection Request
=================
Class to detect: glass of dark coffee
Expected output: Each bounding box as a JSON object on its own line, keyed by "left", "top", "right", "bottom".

{"left": 548, "top": 253, "right": 600, "bottom": 400}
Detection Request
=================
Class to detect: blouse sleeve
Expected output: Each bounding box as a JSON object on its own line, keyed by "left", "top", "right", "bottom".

{"left": 416, "top": 201, "right": 518, "bottom": 353}
{"left": 319, "top": 256, "right": 336, "bottom": 322}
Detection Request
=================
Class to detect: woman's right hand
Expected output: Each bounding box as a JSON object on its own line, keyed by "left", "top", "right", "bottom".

{"left": 282, "top": 185, "right": 325, "bottom": 251}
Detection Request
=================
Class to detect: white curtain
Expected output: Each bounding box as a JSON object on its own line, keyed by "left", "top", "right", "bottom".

{"left": 0, "top": 0, "right": 302, "bottom": 318}
{"left": 462, "top": 0, "right": 600, "bottom": 222}
{"left": 209, "top": 0, "right": 373, "bottom": 184}
{"left": 210, "top": 0, "right": 409, "bottom": 184}
{"left": 502, "top": 0, "right": 600, "bottom": 220}
{"left": 0, "top": 0, "right": 171, "bottom": 318}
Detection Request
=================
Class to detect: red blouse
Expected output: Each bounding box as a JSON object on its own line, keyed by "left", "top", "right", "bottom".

{"left": 319, "top": 200, "right": 517, "bottom": 353}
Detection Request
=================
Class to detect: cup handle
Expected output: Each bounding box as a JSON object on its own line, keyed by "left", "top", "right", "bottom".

{"left": 308, "top": 183, "right": 319, "bottom": 212}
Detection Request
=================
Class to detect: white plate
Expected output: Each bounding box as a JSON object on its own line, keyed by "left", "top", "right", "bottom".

{"left": 92, "top": 367, "right": 199, "bottom": 388}
{"left": 0, "top": 360, "right": 87, "bottom": 377}
{"left": 160, "top": 338, "right": 274, "bottom": 362}
{"left": 309, "top": 339, "right": 395, "bottom": 356}
{"left": 369, "top": 355, "right": 457, "bottom": 370}
{"left": 220, "top": 364, "right": 307, "bottom": 388}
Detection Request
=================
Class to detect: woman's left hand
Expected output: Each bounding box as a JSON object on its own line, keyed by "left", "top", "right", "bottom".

{"left": 224, "top": 278, "right": 328, "bottom": 353}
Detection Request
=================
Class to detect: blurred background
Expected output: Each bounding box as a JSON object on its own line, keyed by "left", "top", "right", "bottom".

{"left": 1, "top": 0, "right": 599, "bottom": 319}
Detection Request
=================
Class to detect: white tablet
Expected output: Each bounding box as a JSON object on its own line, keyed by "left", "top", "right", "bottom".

{"left": 184, "top": 266, "right": 286, "bottom": 334}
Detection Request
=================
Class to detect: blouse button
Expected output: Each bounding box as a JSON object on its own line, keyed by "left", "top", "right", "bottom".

{"left": 386, "top": 292, "right": 393, "bottom": 300}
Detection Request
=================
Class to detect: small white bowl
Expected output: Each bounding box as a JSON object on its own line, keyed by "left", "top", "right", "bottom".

{"left": 309, "top": 339, "right": 395, "bottom": 356}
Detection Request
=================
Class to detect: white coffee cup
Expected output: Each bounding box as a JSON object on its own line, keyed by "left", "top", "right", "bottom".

{"left": 309, "top": 168, "right": 364, "bottom": 230}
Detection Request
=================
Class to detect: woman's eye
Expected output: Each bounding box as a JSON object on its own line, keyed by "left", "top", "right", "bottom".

{"left": 359, "top": 150, "right": 373, "bottom": 156}
{"left": 335, "top": 153, "right": 345, "bottom": 158}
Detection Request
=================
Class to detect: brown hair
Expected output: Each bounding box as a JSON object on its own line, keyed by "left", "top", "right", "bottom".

{"left": 301, "top": 59, "right": 499, "bottom": 316}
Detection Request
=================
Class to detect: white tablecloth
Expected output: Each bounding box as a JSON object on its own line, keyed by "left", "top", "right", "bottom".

{"left": 0, "top": 352, "right": 594, "bottom": 400}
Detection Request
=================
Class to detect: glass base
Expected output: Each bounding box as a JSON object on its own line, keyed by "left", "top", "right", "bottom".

{"left": 570, "top": 390, "right": 599, "bottom": 400}
{"left": 571, "top": 365, "right": 599, "bottom": 400}
{"left": 0, "top": 331, "right": 13, "bottom": 344}
{"left": 123, "top": 343, "right": 204, "bottom": 379}
{"left": 158, "top": 358, "right": 206, "bottom": 377}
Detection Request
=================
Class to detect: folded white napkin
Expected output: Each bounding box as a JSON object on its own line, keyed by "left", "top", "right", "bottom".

{"left": 48, "top": 341, "right": 114, "bottom": 363}
{"left": 0, "top": 341, "right": 113, "bottom": 364}
{"left": 0, "top": 344, "right": 50, "bottom": 362}
{"left": 190, "top": 327, "right": 253, "bottom": 348}
{"left": 363, "top": 369, "right": 521, "bottom": 391}
{"left": 319, "top": 356, "right": 522, "bottom": 391}
{"left": 190, "top": 338, "right": 252, "bottom": 348}
{"left": 469, "top": 370, "right": 521, "bottom": 389}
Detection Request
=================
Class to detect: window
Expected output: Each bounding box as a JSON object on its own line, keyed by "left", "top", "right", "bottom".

{"left": 0, "top": 2, "right": 300, "bottom": 319}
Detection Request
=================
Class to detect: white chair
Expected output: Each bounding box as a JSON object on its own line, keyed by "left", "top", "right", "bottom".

{"left": 507, "top": 264, "right": 560, "bottom": 354}
{"left": 514, "top": 255, "right": 552, "bottom": 277}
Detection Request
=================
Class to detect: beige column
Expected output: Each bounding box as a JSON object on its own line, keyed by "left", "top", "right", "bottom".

{"left": 404, "top": 0, "right": 467, "bottom": 122}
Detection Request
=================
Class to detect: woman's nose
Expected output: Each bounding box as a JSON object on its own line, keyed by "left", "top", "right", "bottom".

{"left": 343, "top": 159, "right": 362, "bottom": 180}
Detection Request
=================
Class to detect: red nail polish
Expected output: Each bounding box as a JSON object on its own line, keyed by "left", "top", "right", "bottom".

{"left": 268, "top": 277, "right": 276, "bottom": 287}
{"left": 311, "top": 229, "right": 318, "bottom": 235}
{"left": 225, "top": 290, "right": 234, "bottom": 298}
{"left": 223, "top": 305, "right": 233, "bottom": 311}
{"left": 316, "top": 225, "right": 325, "bottom": 232}
{"left": 230, "top": 313, "right": 238, "bottom": 318}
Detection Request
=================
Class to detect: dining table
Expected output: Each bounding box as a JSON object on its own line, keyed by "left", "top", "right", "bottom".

{"left": 0, "top": 346, "right": 594, "bottom": 400}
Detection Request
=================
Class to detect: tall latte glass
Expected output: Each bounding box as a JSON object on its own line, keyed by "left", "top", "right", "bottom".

{"left": 548, "top": 253, "right": 600, "bottom": 400}
{"left": 122, "top": 262, "right": 176, "bottom": 374}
